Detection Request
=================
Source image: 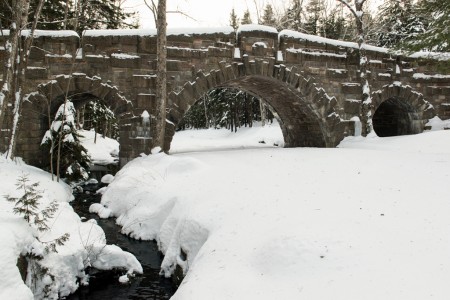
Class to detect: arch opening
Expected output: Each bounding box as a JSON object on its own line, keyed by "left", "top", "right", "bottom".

{"left": 172, "top": 87, "right": 283, "bottom": 153}
{"left": 166, "top": 67, "right": 344, "bottom": 152}
{"left": 16, "top": 76, "right": 131, "bottom": 169}
{"left": 373, "top": 97, "right": 421, "bottom": 137}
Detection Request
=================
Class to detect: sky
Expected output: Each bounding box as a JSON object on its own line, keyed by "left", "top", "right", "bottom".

{"left": 123, "top": 0, "right": 384, "bottom": 30}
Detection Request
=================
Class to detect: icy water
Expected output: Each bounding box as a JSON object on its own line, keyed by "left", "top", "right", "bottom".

{"left": 66, "top": 184, "right": 176, "bottom": 300}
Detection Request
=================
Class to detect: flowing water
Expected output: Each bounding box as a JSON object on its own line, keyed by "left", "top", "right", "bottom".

{"left": 66, "top": 184, "right": 176, "bottom": 300}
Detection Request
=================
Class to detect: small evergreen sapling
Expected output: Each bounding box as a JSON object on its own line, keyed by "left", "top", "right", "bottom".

{"left": 5, "top": 174, "right": 70, "bottom": 253}
{"left": 41, "top": 100, "right": 91, "bottom": 182}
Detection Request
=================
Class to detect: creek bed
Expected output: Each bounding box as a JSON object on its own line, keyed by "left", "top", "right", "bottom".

{"left": 66, "top": 184, "right": 176, "bottom": 299}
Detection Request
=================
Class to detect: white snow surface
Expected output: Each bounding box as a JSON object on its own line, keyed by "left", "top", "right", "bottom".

{"left": 78, "top": 129, "right": 119, "bottom": 165}
{"left": 83, "top": 27, "right": 234, "bottom": 37}
{"left": 96, "top": 124, "right": 450, "bottom": 300}
{"left": 0, "top": 155, "right": 141, "bottom": 299}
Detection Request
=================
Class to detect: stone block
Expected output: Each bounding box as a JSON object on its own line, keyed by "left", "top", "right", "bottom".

{"left": 25, "top": 67, "right": 48, "bottom": 80}
{"left": 341, "top": 82, "right": 361, "bottom": 94}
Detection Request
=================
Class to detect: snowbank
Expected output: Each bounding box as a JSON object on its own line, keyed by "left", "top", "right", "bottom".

{"left": 0, "top": 155, "right": 141, "bottom": 299}
{"left": 94, "top": 126, "right": 450, "bottom": 299}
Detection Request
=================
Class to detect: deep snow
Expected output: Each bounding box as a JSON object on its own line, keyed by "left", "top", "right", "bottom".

{"left": 0, "top": 155, "right": 141, "bottom": 299}
{"left": 94, "top": 122, "right": 450, "bottom": 300}
{"left": 3, "top": 118, "right": 450, "bottom": 299}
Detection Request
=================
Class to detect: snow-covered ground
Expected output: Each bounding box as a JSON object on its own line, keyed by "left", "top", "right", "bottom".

{"left": 92, "top": 121, "right": 450, "bottom": 300}
{"left": 170, "top": 121, "right": 284, "bottom": 153}
{"left": 78, "top": 129, "right": 119, "bottom": 165}
{"left": 0, "top": 155, "right": 141, "bottom": 300}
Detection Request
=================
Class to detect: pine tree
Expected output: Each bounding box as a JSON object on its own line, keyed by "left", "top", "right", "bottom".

{"left": 230, "top": 8, "right": 239, "bottom": 31}
{"left": 402, "top": 0, "right": 449, "bottom": 52}
{"left": 261, "top": 4, "right": 276, "bottom": 27}
{"left": 304, "top": 0, "right": 322, "bottom": 35}
{"left": 83, "top": 100, "right": 118, "bottom": 140}
{"left": 0, "top": 0, "right": 138, "bottom": 32}
{"left": 376, "top": 0, "right": 427, "bottom": 48}
{"left": 282, "top": 0, "right": 305, "bottom": 32}
{"left": 319, "top": 6, "right": 351, "bottom": 40}
{"left": 41, "top": 101, "right": 91, "bottom": 182}
{"left": 241, "top": 9, "right": 253, "bottom": 25}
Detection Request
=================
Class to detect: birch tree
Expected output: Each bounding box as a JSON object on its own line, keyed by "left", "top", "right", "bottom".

{"left": 336, "top": 0, "right": 373, "bottom": 136}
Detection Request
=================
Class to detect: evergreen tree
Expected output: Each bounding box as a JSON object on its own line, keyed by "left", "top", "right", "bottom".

{"left": 261, "top": 4, "right": 277, "bottom": 27}
{"left": 320, "top": 7, "right": 350, "bottom": 40}
{"left": 241, "top": 9, "right": 253, "bottom": 25}
{"left": 0, "top": 0, "right": 137, "bottom": 32}
{"left": 401, "top": 0, "right": 449, "bottom": 52}
{"left": 31, "top": 0, "right": 68, "bottom": 30}
{"left": 230, "top": 8, "right": 239, "bottom": 31}
{"left": 5, "top": 174, "right": 70, "bottom": 252}
{"left": 73, "top": 0, "right": 137, "bottom": 34}
{"left": 304, "top": 0, "right": 322, "bottom": 35}
{"left": 83, "top": 100, "right": 119, "bottom": 140}
{"left": 282, "top": 0, "right": 305, "bottom": 32}
{"left": 177, "top": 89, "right": 266, "bottom": 131}
{"left": 41, "top": 101, "right": 91, "bottom": 182}
{"left": 376, "top": 0, "right": 427, "bottom": 48}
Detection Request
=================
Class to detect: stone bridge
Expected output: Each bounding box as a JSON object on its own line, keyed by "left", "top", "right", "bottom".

{"left": 0, "top": 25, "right": 449, "bottom": 167}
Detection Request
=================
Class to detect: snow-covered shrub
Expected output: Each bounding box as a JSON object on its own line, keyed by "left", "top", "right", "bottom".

{"left": 41, "top": 100, "right": 91, "bottom": 182}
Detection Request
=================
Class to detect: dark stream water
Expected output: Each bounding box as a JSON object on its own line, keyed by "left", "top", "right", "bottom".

{"left": 66, "top": 184, "right": 176, "bottom": 300}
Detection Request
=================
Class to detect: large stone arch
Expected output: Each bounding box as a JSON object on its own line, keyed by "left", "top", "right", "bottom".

{"left": 165, "top": 60, "right": 347, "bottom": 151}
{"left": 371, "top": 83, "right": 435, "bottom": 137}
{"left": 15, "top": 74, "right": 133, "bottom": 167}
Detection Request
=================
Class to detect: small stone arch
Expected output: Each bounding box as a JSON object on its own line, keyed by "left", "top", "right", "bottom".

{"left": 164, "top": 60, "right": 347, "bottom": 151}
{"left": 371, "top": 83, "right": 435, "bottom": 137}
{"left": 15, "top": 74, "right": 133, "bottom": 167}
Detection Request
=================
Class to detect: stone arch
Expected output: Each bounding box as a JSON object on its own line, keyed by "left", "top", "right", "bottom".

{"left": 371, "top": 84, "right": 435, "bottom": 137}
{"left": 164, "top": 61, "right": 346, "bottom": 151}
{"left": 15, "top": 74, "right": 133, "bottom": 167}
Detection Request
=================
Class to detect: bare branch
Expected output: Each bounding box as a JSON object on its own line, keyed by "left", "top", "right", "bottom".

{"left": 335, "top": 0, "right": 358, "bottom": 19}
{"left": 143, "top": 0, "right": 158, "bottom": 26}
{"left": 167, "top": 10, "right": 197, "bottom": 22}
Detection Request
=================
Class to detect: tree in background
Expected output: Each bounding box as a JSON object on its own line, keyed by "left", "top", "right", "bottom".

{"left": 0, "top": 0, "right": 137, "bottom": 33}
{"left": 241, "top": 9, "right": 253, "bottom": 25}
{"left": 83, "top": 100, "right": 119, "bottom": 142}
{"left": 281, "top": 0, "right": 305, "bottom": 32}
{"left": 401, "top": 0, "right": 449, "bottom": 52}
{"left": 230, "top": 8, "right": 239, "bottom": 31}
{"left": 320, "top": 6, "right": 350, "bottom": 40}
{"left": 177, "top": 88, "right": 274, "bottom": 132}
{"left": 304, "top": 0, "right": 322, "bottom": 35}
{"left": 375, "top": 0, "right": 427, "bottom": 48}
{"left": 261, "top": 4, "right": 277, "bottom": 28}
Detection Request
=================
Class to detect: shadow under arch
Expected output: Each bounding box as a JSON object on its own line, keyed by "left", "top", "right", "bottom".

{"left": 15, "top": 74, "right": 133, "bottom": 167}
{"left": 371, "top": 84, "right": 435, "bottom": 137}
{"left": 165, "top": 63, "right": 347, "bottom": 151}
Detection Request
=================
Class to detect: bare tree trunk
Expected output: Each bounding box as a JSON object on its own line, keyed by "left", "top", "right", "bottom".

{"left": 8, "top": 0, "right": 44, "bottom": 158}
{"left": 260, "top": 100, "right": 266, "bottom": 126}
{"left": 63, "top": 0, "right": 70, "bottom": 29}
{"left": 0, "top": 0, "right": 23, "bottom": 133}
{"left": 203, "top": 95, "right": 208, "bottom": 128}
{"left": 154, "top": 0, "right": 167, "bottom": 151}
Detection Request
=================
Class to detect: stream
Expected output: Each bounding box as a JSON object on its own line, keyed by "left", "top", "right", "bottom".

{"left": 66, "top": 183, "right": 177, "bottom": 300}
